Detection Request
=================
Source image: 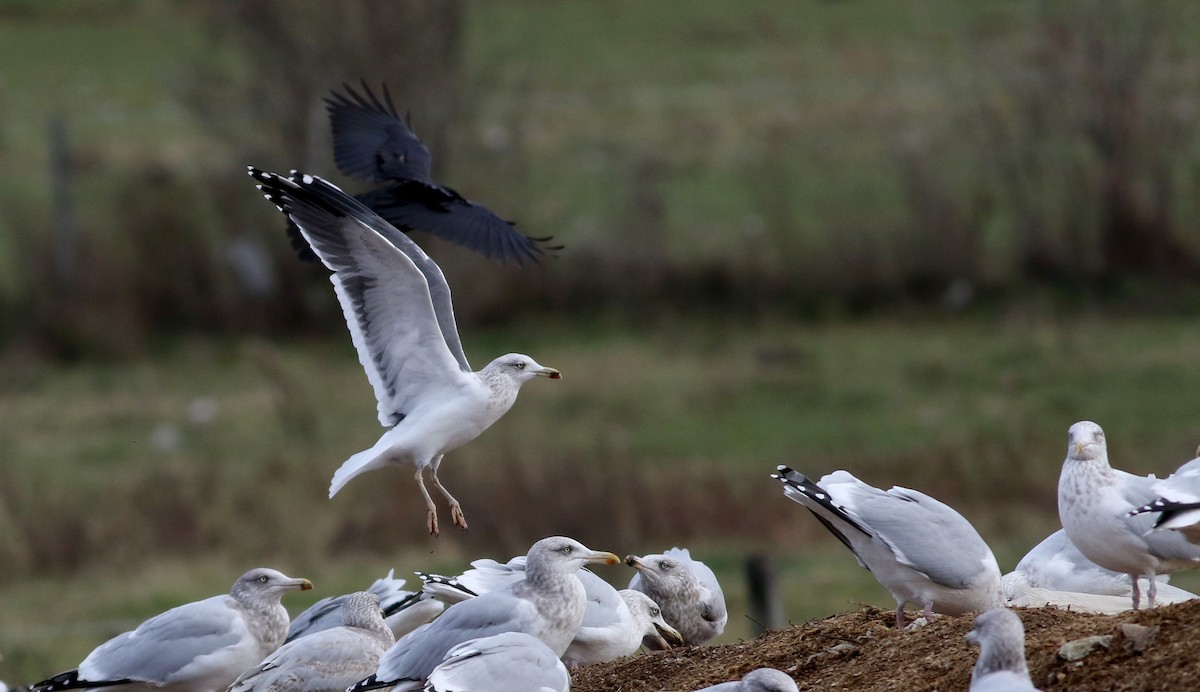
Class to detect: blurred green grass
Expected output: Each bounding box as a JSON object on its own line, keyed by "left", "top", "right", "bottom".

{"left": 5, "top": 314, "right": 1200, "bottom": 683}
{"left": 4, "top": 0, "right": 1200, "bottom": 685}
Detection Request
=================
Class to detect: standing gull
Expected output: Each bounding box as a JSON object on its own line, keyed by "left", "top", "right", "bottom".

{"left": 1058, "top": 421, "right": 1200, "bottom": 609}
{"left": 286, "top": 570, "right": 443, "bottom": 642}
{"left": 773, "top": 466, "right": 1005, "bottom": 628}
{"left": 625, "top": 547, "right": 728, "bottom": 646}
{"left": 965, "top": 608, "right": 1039, "bottom": 692}
{"left": 29, "top": 568, "right": 311, "bottom": 692}
{"left": 251, "top": 168, "right": 561, "bottom": 535}
{"left": 230, "top": 591, "right": 393, "bottom": 691}
{"left": 1130, "top": 447, "right": 1200, "bottom": 544}
{"left": 351, "top": 536, "right": 619, "bottom": 690}
{"left": 423, "top": 632, "right": 570, "bottom": 692}
{"left": 281, "top": 82, "right": 559, "bottom": 266}
{"left": 418, "top": 555, "right": 683, "bottom": 665}
{"left": 693, "top": 668, "right": 799, "bottom": 692}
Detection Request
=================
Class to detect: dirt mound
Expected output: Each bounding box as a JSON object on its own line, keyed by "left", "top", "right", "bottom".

{"left": 572, "top": 601, "right": 1200, "bottom": 691}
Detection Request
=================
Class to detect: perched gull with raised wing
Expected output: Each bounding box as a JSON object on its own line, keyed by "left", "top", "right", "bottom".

{"left": 286, "top": 570, "right": 443, "bottom": 642}
{"left": 965, "top": 608, "right": 1039, "bottom": 692}
{"left": 773, "top": 466, "right": 1005, "bottom": 628}
{"left": 1130, "top": 447, "right": 1200, "bottom": 544}
{"left": 230, "top": 591, "right": 393, "bottom": 691}
{"left": 418, "top": 554, "right": 682, "bottom": 666}
{"left": 251, "top": 168, "right": 561, "bottom": 535}
{"left": 625, "top": 547, "right": 727, "bottom": 646}
{"left": 350, "top": 536, "right": 619, "bottom": 691}
{"left": 29, "top": 568, "right": 311, "bottom": 692}
{"left": 423, "top": 632, "right": 569, "bottom": 692}
{"left": 280, "top": 82, "right": 559, "bottom": 266}
{"left": 1058, "top": 421, "right": 1200, "bottom": 609}
{"left": 418, "top": 557, "right": 527, "bottom": 605}
{"left": 1001, "top": 528, "right": 1195, "bottom": 612}
{"left": 693, "top": 668, "right": 799, "bottom": 692}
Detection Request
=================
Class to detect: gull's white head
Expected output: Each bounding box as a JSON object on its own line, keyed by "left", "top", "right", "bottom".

{"left": 487, "top": 353, "right": 561, "bottom": 383}
{"left": 1067, "top": 420, "right": 1107, "bottom": 462}
{"left": 526, "top": 536, "right": 620, "bottom": 575}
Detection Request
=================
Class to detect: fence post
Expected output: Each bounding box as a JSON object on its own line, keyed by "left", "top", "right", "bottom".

{"left": 747, "top": 553, "right": 784, "bottom": 635}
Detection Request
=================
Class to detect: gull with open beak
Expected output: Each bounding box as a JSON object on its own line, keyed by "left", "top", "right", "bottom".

{"left": 626, "top": 547, "right": 727, "bottom": 646}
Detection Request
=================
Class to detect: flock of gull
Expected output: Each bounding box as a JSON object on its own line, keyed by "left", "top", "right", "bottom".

{"left": 11, "top": 83, "right": 1200, "bottom": 691}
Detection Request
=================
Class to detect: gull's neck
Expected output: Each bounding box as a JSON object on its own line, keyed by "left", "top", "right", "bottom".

{"left": 973, "top": 636, "right": 1032, "bottom": 684}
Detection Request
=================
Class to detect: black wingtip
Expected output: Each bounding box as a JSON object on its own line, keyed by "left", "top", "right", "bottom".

{"left": 30, "top": 670, "right": 132, "bottom": 692}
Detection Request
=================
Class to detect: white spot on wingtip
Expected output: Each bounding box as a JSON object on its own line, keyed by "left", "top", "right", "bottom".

{"left": 302, "top": 174, "right": 314, "bottom": 185}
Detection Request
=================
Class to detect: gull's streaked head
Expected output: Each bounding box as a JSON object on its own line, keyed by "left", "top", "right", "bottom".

{"left": 1067, "top": 420, "right": 1107, "bottom": 462}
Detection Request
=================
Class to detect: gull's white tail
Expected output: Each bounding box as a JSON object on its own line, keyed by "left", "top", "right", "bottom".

{"left": 329, "top": 438, "right": 393, "bottom": 497}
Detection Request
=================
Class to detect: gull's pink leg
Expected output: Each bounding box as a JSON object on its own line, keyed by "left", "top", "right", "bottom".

{"left": 430, "top": 457, "right": 468, "bottom": 530}
{"left": 415, "top": 467, "right": 439, "bottom": 537}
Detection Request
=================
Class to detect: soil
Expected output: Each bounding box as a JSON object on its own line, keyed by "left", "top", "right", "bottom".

{"left": 571, "top": 601, "right": 1200, "bottom": 691}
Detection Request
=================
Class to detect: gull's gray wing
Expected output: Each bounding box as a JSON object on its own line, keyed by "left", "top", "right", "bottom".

{"left": 231, "top": 626, "right": 390, "bottom": 692}
{"left": 285, "top": 593, "right": 343, "bottom": 642}
{"left": 287, "top": 572, "right": 423, "bottom": 642}
{"left": 367, "top": 591, "right": 543, "bottom": 687}
{"left": 78, "top": 596, "right": 244, "bottom": 685}
{"left": 424, "top": 633, "right": 569, "bottom": 692}
{"left": 843, "top": 482, "right": 994, "bottom": 588}
{"left": 325, "top": 82, "right": 432, "bottom": 184}
{"left": 577, "top": 569, "right": 623, "bottom": 629}
{"left": 1111, "top": 469, "right": 1200, "bottom": 562}
{"left": 252, "top": 169, "right": 472, "bottom": 427}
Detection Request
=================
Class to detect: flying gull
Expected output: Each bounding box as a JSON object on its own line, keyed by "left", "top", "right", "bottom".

{"left": 230, "top": 590, "right": 393, "bottom": 691}
{"left": 419, "top": 554, "right": 683, "bottom": 666}
{"left": 286, "top": 569, "right": 443, "bottom": 642}
{"left": 693, "top": 668, "right": 799, "bottom": 692}
{"left": 626, "top": 546, "right": 727, "bottom": 646}
{"left": 423, "top": 632, "right": 570, "bottom": 692}
{"left": 251, "top": 168, "right": 561, "bottom": 535}
{"left": 351, "top": 536, "right": 619, "bottom": 690}
{"left": 29, "top": 568, "right": 311, "bottom": 692}
{"left": 965, "top": 608, "right": 1039, "bottom": 692}
{"left": 281, "top": 82, "right": 559, "bottom": 266}
{"left": 1058, "top": 420, "right": 1200, "bottom": 609}
{"left": 1129, "top": 446, "right": 1200, "bottom": 544}
{"left": 773, "top": 466, "right": 1005, "bottom": 628}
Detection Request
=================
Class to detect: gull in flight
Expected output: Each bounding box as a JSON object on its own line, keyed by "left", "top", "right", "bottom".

{"left": 251, "top": 167, "right": 561, "bottom": 535}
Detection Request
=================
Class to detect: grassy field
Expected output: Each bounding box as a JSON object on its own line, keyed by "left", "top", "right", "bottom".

{"left": 4, "top": 314, "right": 1200, "bottom": 683}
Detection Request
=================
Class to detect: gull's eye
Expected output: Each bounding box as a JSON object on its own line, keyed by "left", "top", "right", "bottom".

{"left": 650, "top": 607, "right": 660, "bottom": 616}
{"left": 659, "top": 561, "right": 671, "bottom": 570}
{"left": 559, "top": 545, "right": 573, "bottom": 554}
{"left": 258, "top": 575, "right": 269, "bottom": 583}
{"left": 514, "top": 361, "right": 526, "bottom": 370}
